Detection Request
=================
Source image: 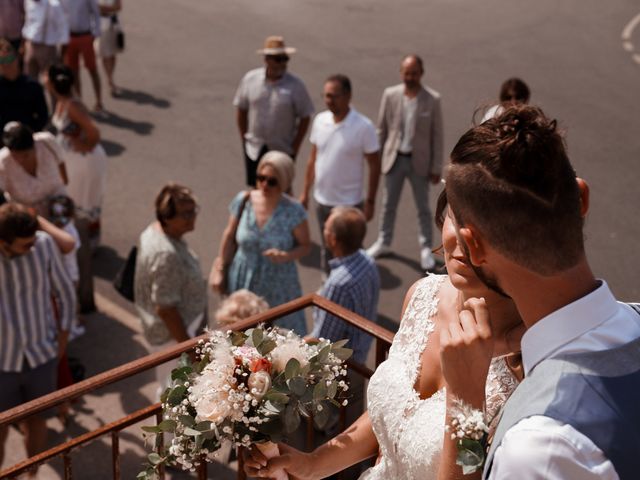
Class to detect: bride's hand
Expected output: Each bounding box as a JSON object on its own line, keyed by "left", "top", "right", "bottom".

{"left": 243, "top": 443, "right": 311, "bottom": 479}
{"left": 440, "top": 297, "right": 494, "bottom": 409}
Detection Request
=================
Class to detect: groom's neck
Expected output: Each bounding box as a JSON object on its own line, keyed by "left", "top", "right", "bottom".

{"left": 503, "top": 257, "right": 599, "bottom": 329}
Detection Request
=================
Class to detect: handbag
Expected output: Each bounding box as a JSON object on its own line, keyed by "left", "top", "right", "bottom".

{"left": 112, "top": 15, "right": 125, "bottom": 51}
{"left": 215, "top": 191, "right": 250, "bottom": 295}
{"left": 113, "top": 246, "right": 137, "bottom": 301}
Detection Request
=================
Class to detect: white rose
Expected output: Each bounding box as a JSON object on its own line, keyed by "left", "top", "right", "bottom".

{"left": 270, "top": 339, "right": 309, "bottom": 373}
{"left": 247, "top": 371, "right": 272, "bottom": 400}
{"left": 194, "top": 391, "right": 231, "bottom": 424}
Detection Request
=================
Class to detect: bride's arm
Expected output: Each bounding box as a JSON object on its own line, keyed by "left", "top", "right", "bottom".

{"left": 244, "top": 411, "right": 379, "bottom": 479}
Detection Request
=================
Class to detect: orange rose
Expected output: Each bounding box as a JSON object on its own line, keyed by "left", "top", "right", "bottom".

{"left": 250, "top": 357, "right": 272, "bottom": 373}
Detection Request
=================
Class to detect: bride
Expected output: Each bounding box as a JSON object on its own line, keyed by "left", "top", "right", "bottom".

{"left": 244, "top": 191, "right": 525, "bottom": 479}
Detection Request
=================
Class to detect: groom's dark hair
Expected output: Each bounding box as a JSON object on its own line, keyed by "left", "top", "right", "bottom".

{"left": 446, "top": 104, "right": 584, "bottom": 275}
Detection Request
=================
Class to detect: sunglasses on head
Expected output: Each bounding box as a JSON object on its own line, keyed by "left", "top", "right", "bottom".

{"left": 256, "top": 175, "right": 279, "bottom": 187}
{"left": 267, "top": 55, "right": 289, "bottom": 64}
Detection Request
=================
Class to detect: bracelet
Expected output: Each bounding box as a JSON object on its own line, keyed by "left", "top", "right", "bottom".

{"left": 445, "top": 397, "right": 489, "bottom": 475}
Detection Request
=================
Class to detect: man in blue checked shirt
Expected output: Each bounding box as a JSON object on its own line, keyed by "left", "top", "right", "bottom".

{"left": 0, "top": 203, "right": 76, "bottom": 469}
{"left": 310, "top": 206, "right": 380, "bottom": 363}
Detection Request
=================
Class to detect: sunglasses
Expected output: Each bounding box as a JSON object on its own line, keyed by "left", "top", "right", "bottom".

{"left": 256, "top": 175, "right": 279, "bottom": 187}
{"left": 267, "top": 55, "right": 289, "bottom": 64}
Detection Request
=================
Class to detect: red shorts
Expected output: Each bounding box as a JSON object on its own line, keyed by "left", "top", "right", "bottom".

{"left": 65, "top": 34, "right": 97, "bottom": 71}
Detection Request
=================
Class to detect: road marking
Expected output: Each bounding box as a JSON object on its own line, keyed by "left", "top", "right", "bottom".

{"left": 622, "top": 12, "right": 640, "bottom": 40}
{"left": 622, "top": 12, "right": 640, "bottom": 64}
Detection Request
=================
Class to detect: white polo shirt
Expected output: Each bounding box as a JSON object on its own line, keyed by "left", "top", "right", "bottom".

{"left": 310, "top": 108, "right": 379, "bottom": 206}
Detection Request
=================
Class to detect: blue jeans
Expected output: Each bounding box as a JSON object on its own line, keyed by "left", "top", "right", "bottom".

{"left": 378, "top": 153, "right": 432, "bottom": 249}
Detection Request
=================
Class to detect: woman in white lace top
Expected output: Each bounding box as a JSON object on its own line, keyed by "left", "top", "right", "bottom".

{"left": 244, "top": 191, "right": 525, "bottom": 480}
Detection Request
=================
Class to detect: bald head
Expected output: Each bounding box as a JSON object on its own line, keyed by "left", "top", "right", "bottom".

{"left": 324, "top": 207, "right": 367, "bottom": 256}
{"left": 400, "top": 54, "right": 424, "bottom": 92}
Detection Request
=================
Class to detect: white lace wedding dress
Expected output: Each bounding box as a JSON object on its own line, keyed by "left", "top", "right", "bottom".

{"left": 360, "top": 275, "right": 518, "bottom": 479}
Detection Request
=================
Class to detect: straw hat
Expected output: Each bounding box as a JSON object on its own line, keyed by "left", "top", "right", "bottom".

{"left": 256, "top": 36, "right": 296, "bottom": 55}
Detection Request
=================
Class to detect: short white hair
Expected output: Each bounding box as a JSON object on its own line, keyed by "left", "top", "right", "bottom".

{"left": 215, "top": 289, "right": 269, "bottom": 326}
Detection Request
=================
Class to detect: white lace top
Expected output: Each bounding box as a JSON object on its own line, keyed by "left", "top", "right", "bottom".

{"left": 361, "top": 275, "right": 519, "bottom": 479}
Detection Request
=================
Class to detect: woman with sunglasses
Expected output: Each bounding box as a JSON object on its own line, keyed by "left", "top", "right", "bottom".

{"left": 210, "top": 151, "right": 310, "bottom": 335}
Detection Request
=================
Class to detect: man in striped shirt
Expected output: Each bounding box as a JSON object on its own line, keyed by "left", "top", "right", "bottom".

{"left": 0, "top": 203, "right": 76, "bottom": 466}
{"left": 310, "top": 206, "right": 380, "bottom": 364}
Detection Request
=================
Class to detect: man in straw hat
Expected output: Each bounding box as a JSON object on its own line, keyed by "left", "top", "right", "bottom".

{"left": 233, "top": 35, "right": 314, "bottom": 186}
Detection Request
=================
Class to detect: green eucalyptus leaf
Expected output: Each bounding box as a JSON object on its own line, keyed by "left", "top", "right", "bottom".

{"left": 167, "top": 385, "right": 187, "bottom": 406}
{"left": 231, "top": 331, "right": 248, "bottom": 346}
{"left": 184, "top": 427, "right": 202, "bottom": 436}
{"left": 313, "top": 381, "right": 327, "bottom": 400}
{"left": 313, "top": 403, "right": 330, "bottom": 429}
{"left": 158, "top": 420, "right": 177, "bottom": 432}
{"left": 252, "top": 328, "right": 264, "bottom": 347}
{"left": 285, "top": 358, "right": 301, "bottom": 380}
{"left": 317, "top": 345, "right": 330, "bottom": 363}
{"left": 331, "top": 339, "right": 349, "bottom": 349}
{"left": 264, "top": 391, "right": 290, "bottom": 404}
{"left": 147, "top": 452, "right": 163, "bottom": 465}
{"left": 327, "top": 380, "right": 337, "bottom": 399}
{"left": 283, "top": 403, "right": 301, "bottom": 433}
{"left": 257, "top": 339, "right": 277, "bottom": 355}
{"left": 332, "top": 347, "right": 353, "bottom": 361}
{"left": 178, "top": 415, "right": 195, "bottom": 427}
{"left": 141, "top": 425, "right": 161, "bottom": 434}
{"left": 171, "top": 366, "right": 192, "bottom": 382}
{"left": 195, "top": 421, "right": 213, "bottom": 432}
{"left": 287, "top": 376, "right": 307, "bottom": 396}
{"left": 264, "top": 399, "right": 286, "bottom": 413}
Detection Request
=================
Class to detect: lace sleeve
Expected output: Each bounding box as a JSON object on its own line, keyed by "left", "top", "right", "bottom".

{"left": 389, "top": 275, "right": 445, "bottom": 361}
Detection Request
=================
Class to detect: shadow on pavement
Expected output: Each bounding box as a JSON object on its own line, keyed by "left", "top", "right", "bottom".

{"left": 93, "top": 110, "right": 154, "bottom": 136}
{"left": 377, "top": 263, "right": 402, "bottom": 290}
{"left": 93, "top": 246, "right": 125, "bottom": 282}
{"left": 100, "top": 138, "right": 126, "bottom": 157}
{"left": 114, "top": 88, "right": 171, "bottom": 109}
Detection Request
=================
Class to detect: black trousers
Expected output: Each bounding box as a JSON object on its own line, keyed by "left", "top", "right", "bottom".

{"left": 243, "top": 145, "right": 270, "bottom": 187}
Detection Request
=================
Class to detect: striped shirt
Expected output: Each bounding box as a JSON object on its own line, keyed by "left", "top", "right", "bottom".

{"left": 311, "top": 249, "right": 380, "bottom": 363}
{"left": 0, "top": 231, "right": 76, "bottom": 372}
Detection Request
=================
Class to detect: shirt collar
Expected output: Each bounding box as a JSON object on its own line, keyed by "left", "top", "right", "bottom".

{"left": 328, "top": 249, "right": 362, "bottom": 269}
{"left": 521, "top": 279, "right": 618, "bottom": 375}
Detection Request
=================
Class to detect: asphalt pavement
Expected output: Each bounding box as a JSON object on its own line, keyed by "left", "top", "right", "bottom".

{"left": 3, "top": 0, "right": 640, "bottom": 478}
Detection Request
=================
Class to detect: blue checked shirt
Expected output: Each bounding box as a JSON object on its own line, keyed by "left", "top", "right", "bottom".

{"left": 311, "top": 250, "right": 380, "bottom": 364}
{"left": 0, "top": 231, "right": 76, "bottom": 372}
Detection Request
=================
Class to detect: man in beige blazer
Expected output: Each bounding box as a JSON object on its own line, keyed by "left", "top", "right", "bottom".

{"left": 367, "top": 55, "right": 443, "bottom": 270}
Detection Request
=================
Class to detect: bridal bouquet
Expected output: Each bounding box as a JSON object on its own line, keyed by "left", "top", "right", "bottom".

{"left": 138, "top": 325, "right": 352, "bottom": 478}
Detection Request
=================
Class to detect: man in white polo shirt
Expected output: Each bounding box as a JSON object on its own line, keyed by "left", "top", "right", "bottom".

{"left": 300, "top": 74, "right": 381, "bottom": 273}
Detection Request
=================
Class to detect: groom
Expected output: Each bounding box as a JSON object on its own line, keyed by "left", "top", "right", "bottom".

{"left": 439, "top": 105, "right": 640, "bottom": 479}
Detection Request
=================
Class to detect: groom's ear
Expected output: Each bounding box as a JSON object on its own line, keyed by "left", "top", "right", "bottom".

{"left": 459, "top": 224, "right": 487, "bottom": 267}
{"left": 576, "top": 177, "right": 590, "bottom": 217}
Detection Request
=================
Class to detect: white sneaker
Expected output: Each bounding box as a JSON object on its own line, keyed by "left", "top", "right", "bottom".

{"left": 366, "top": 239, "right": 392, "bottom": 259}
{"left": 421, "top": 248, "right": 436, "bottom": 271}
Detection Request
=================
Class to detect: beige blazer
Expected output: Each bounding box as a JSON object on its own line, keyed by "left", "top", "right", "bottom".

{"left": 377, "top": 83, "right": 443, "bottom": 177}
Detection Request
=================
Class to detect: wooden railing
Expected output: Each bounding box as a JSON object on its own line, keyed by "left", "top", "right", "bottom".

{"left": 0, "top": 293, "right": 394, "bottom": 479}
